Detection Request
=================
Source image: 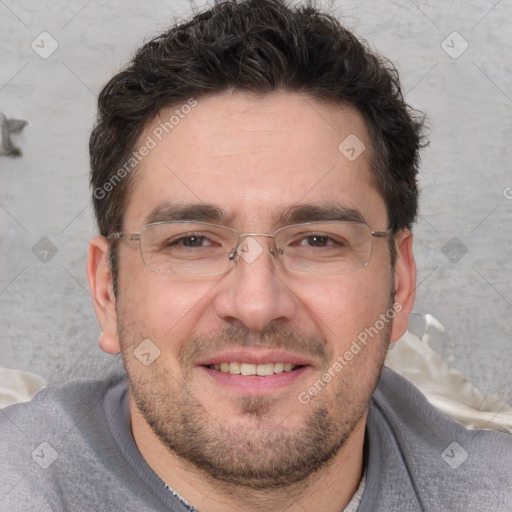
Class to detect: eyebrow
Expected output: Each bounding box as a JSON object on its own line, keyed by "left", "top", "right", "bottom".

{"left": 144, "top": 202, "right": 367, "bottom": 227}
{"left": 274, "top": 203, "right": 367, "bottom": 226}
{"left": 145, "top": 203, "right": 229, "bottom": 225}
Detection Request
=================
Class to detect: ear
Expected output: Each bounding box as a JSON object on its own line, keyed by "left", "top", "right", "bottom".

{"left": 390, "top": 229, "right": 416, "bottom": 343}
{"left": 86, "top": 236, "right": 120, "bottom": 354}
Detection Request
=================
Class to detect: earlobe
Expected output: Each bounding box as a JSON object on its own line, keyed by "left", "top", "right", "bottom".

{"left": 86, "top": 236, "right": 121, "bottom": 354}
{"left": 390, "top": 230, "right": 416, "bottom": 343}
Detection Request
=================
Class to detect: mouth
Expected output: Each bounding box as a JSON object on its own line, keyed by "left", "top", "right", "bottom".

{"left": 196, "top": 350, "right": 313, "bottom": 395}
{"left": 206, "top": 361, "right": 303, "bottom": 376}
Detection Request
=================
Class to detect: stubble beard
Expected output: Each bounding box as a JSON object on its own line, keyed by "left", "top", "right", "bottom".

{"left": 121, "top": 316, "right": 392, "bottom": 490}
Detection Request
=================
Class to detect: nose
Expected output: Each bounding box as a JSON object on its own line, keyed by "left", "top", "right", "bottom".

{"left": 213, "top": 236, "right": 298, "bottom": 332}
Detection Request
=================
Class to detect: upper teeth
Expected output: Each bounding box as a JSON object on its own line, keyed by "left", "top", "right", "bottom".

{"left": 211, "top": 362, "right": 295, "bottom": 376}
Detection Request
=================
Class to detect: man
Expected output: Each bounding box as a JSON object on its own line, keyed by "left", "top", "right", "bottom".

{"left": 1, "top": 1, "right": 511, "bottom": 510}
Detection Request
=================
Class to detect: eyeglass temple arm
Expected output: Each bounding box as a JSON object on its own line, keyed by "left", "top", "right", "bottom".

{"left": 371, "top": 230, "right": 391, "bottom": 238}
{"left": 107, "top": 232, "right": 141, "bottom": 241}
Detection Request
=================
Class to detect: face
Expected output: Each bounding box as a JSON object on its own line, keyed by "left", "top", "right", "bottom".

{"left": 88, "top": 91, "right": 415, "bottom": 489}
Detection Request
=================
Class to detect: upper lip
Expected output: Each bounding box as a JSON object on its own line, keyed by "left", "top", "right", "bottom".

{"left": 195, "top": 349, "right": 316, "bottom": 367}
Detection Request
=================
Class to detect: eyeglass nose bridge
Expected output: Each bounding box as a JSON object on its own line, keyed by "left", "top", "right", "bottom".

{"left": 227, "top": 232, "right": 283, "bottom": 263}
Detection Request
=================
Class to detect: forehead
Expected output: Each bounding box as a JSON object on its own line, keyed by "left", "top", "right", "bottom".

{"left": 124, "top": 91, "right": 386, "bottom": 229}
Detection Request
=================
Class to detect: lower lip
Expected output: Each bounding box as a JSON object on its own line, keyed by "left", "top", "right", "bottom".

{"left": 198, "top": 366, "right": 311, "bottom": 394}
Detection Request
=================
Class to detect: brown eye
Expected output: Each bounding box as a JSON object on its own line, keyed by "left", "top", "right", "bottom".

{"left": 177, "top": 235, "right": 207, "bottom": 247}
{"left": 304, "top": 235, "right": 330, "bottom": 247}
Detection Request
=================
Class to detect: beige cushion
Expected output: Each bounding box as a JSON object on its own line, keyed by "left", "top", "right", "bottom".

{"left": 0, "top": 367, "right": 47, "bottom": 408}
{"left": 386, "top": 315, "right": 512, "bottom": 434}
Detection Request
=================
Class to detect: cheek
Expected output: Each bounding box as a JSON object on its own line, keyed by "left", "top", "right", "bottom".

{"left": 117, "top": 262, "right": 217, "bottom": 346}
{"left": 294, "top": 269, "right": 393, "bottom": 344}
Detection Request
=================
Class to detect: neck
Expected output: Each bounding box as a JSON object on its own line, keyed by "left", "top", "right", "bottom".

{"left": 130, "top": 398, "right": 367, "bottom": 512}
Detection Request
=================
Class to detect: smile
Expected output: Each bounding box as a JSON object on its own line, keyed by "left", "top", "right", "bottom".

{"left": 208, "top": 362, "right": 301, "bottom": 376}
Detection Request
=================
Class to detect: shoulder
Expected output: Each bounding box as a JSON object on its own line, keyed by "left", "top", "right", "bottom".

{"left": 365, "top": 366, "right": 512, "bottom": 510}
{"left": 0, "top": 373, "right": 128, "bottom": 510}
{"left": 374, "top": 366, "right": 512, "bottom": 443}
{"left": 1, "top": 372, "right": 125, "bottom": 433}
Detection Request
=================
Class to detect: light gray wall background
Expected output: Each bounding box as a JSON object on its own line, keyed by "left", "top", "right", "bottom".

{"left": 0, "top": 1, "right": 511, "bottom": 401}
